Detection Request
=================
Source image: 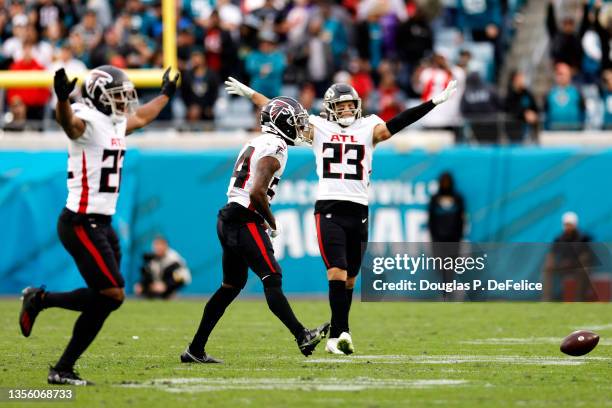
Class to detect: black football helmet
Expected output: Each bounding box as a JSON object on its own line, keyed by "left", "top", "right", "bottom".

{"left": 261, "top": 96, "right": 311, "bottom": 146}
{"left": 82, "top": 65, "right": 138, "bottom": 122}
{"left": 323, "top": 83, "right": 362, "bottom": 126}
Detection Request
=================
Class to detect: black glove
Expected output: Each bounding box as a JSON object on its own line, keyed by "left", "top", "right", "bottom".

{"left": 53, "top": 68, "right": 77, "bottom": 102}
{"left": 160, "top": 67, "right": 180, "bottom": 98}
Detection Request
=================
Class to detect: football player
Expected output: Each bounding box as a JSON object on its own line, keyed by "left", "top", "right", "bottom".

{"left": 18, "top": 66, "right": 179, "bottom": 385}
{"left": 225, "top": 77, "right": 456, "bottom": 355}
{"left": 181, "top": 97, "right": 329, "bottom": 364}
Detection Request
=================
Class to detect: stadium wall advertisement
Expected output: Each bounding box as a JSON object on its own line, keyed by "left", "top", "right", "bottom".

{"left": 2, "top": 146, "right": 612, "bottom": 298}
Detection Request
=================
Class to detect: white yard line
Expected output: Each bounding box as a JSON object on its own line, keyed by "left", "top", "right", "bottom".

{"left": 305, "top": 354, "right": 612, "bottom": 366}
{"left": 120, "top": 377, "right": 468, "bottom": 392}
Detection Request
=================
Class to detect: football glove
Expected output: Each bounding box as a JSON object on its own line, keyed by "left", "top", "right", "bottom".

{"left": 432, "top": 80, "right": 457, "bottom": 105}
{"left": 161, "top": 67, "right": 180, "bottom": 98}
{"left": 264, "top": 220, "right": 281, "bottom": 239}
{"left": 53, "top": 68, "right": 77, "bottom": 102}
{"left": 225, "top": 76, "right": 255, "bottom": 98}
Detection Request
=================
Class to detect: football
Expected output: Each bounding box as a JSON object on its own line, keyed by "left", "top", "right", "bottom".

{"left": 560, "top": 330, "right": 600, "bottom": 356}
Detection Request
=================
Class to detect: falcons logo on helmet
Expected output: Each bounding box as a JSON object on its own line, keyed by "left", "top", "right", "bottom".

{"left": 85, "top": 69, "right": 113, "bottom": 98}
{"left": 269, "top": 99, "right": 295, "bottom": 123}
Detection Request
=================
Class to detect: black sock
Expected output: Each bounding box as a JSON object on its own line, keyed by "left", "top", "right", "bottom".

{"left": 54, "top": 308, "right": 111, "bottom": 371}
{"left": 329, "top": 280, "right": 349, "bottom": 338}
{"left": 42, "top": 288, "right": 96, "bottom": 311}
{"left": 190, "top": 286, "right": 240, "bottom": 355}
{"left": 346, "top": 288, "right": 354, "bottom": 332}
{"left": 346, "top": 288, "right": 354, "bottom": 311}
{"left": 264, "top": 287, "right": 304, "bottom": 338}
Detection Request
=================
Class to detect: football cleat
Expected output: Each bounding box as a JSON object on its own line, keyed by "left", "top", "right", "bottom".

{"left": 180, "top": 345, "right": 223, "bottom": 364}
{"left": 48, "top": 366, "right": 92, "bottom": 386}
{"left": 297, "top": 322, "right": 330, "bottom": 356}
{"left": 19, "top": 286, "right": 45, "bottom": 337}
{"left": 325, "top": 338, "right": 345, "bottom": 355}
{"left": 336, "top": 331, "right": 354, "bottom": 355}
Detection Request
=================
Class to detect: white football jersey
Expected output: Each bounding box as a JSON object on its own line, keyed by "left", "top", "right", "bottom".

{"left": 227, "top": 133, "right": 288, "bottom": 209}
{"left": 65, "top": 102, "right": 127, "bottom": 215}
{"left": 310, "top": 114, "right": 384, "bottom": 206}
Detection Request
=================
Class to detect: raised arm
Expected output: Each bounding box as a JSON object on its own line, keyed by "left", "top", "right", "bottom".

{"left": 249, "top": 156, "right": 280, "bottom": 231}
{"left": 126, "top": 68, "right": 179, "bottom": 134}
{"left": 372, "top": 80, "right": 457, "bottom": 145}
{"left": 54, "top": 69, "right": 85, "bottom": 140}
{"left": 225, "top": 76, "right": 270, "bottom": 108}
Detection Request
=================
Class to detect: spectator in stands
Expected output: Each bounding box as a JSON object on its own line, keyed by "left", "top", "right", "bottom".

{"left": 580, "top": 0, "right": 603, "bottom": 84}
{"left": 395, "top": 6, "right": 433, "bottom": 96}
{"left": 305, "top": 15, "right": 334, "bottom": 96}
{"left": 68, "top": 30, "right": 90, "bottom": 68}
{"left": 457, "top": 0, "right": 504, "bottom": 73}
{"left": 43, "top": 21, "right": 63, "bottom": 50}
{"left": 134, "top": 237, "right": 192, "bottom": 299}
{"left": 181, "top": 49, "right": 219, "bottom": 127}
{"left": 542, "top": 212, "right": 593, "bottom": 301}
{"left": 90, "top": 27, "right": 133, "bottom": 68}
{"left": 545, "top": 62, "right": 585, "bottom": 130}
{"left": 177, "top": 28, "right": 196, "bottom": 71}
{"left": 217, "top": 0, "right": 243, "bottom": 33}
{"left": 3, "top": 95, "right": 27, "bottom": 132}
{"left": 601, "top": 68, "right": 612, "bottom": 129}
{"left": 251, "top": 0, "right": 283, "bottom": 33}
{"left": 593, "top": 0, "right": 611, "bottom": 72}
{"left": 299, "top": 82, "right": 321, "bottom": 115}
{"left": 245, "top": 30, "right": 286, "bottom": 100}
{"left": 355, "top": 3, "right": 387, "bottom": 74}
{"left": 23, "top": 24, "right": 53, "bottom": 67}
{"left": 346, "top": 58, "right": 374, "bottom": 112}
{"left": 370, "top": 61, "right": 406, "bottom": 121}
{"left": 413, "top": 53, "right": 465, "bottom": 138}
{"left": 203, "top": 10, "right": 237, "bottom": 81}
{"left": 70, "top": 9, "right": 102, "bottom": 50}
{"left": 546, "top": 0, "right": 583, "bottom": 73}
{"left": 461, "top": 71, "right": 500, "bottom": 142}
{"left": 7, "top": 44, "right": 50, "bottom": 121}
{"left": 319, "top": 0, "right": 349, "bottom": 72}
{"left": 2, "top": 14, "right": 28, "bottom": 64}
{"left": 504, "top": 70, "right": 539, "bottom": 142}
{"left": 33, "top": 0, "right": 65, "bottom": 34}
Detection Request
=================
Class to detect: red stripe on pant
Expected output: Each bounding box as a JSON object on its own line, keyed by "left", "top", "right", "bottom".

{"left": 315, "top": 214, "right": 331, "bottom": 269}
{"left": 246, "top": 223, "right": 277, "bottom": 273}
{"left": 74, "top": 225, "right": 119, "bottom": 287}
{"left": 78, "top": 151, "right": 89, "bottom": 213}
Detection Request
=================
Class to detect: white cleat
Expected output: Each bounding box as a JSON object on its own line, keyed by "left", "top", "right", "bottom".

{"left": 336, "top": 332, "right": 354, "bottom": 355}
{"left": 325, "top": 338, "right": 345, "bottom": 355}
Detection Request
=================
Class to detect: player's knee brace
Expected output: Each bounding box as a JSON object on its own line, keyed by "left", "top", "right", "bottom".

{"left": 97, "top": 293, "right": 124, "bottom": 312}
{"left": 262, "top": 274, "right": 282, "bottom": 289}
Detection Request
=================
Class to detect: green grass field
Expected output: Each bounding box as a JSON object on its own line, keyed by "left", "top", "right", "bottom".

{"left": 1, "top": 299, "right": 611, "bottom": 407}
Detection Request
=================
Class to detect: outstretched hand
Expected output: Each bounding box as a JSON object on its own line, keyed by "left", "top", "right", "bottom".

{"left": 224, "top": 76, "right": 256, "bottom": 98}
{"left": 54, "top": 68, "right": 77, "bottom": 102}
{"left": 161, "top": 67, "right": 180, "bottom": 98}
{"left": 432, "top": 80, "right": 457, "bottom": 106}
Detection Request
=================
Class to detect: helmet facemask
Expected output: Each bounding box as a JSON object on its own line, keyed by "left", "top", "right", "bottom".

{"left": 325, "top": 95, "right": 362, "bottom": 127}
{"left": 100, "top": 82, "right": 138, "bottom": 123}
{"left": 289, "top": 110, "right": 312, "bottom": 146}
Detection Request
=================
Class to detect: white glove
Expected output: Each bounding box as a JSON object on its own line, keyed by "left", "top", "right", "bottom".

{"left": 432, "top": 80, "right": 457, "bottom": 105}
{"left": 224, "top": 76, "right": 255, "bottom": 99}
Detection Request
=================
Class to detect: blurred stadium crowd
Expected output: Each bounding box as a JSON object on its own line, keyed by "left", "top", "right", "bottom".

{"left": 0, "top": 0, "right": 611, "bottom": 140}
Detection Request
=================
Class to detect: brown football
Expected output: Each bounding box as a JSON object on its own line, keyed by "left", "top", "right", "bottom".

{"left": 560, "top": 330, "right": 600, "bottom": 356}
